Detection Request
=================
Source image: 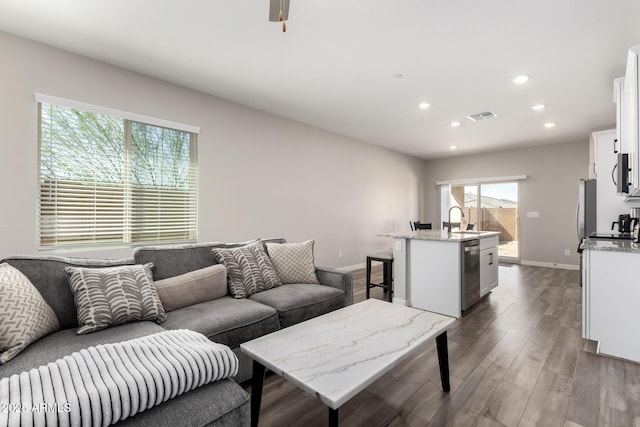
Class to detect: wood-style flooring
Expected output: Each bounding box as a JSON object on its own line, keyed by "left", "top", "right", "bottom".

{"left": 246, "top": 264, "right": 640, "bottom": 426}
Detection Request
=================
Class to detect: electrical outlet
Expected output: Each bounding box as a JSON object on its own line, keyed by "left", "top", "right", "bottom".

{"left": 564, "top": 249, "right": 571, "bottom": 256}
{"left": 338, "top": 250, "right": 343, "bottom": 259}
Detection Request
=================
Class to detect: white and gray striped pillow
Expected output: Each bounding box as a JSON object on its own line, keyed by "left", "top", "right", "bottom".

{"left": 212, "top": 240, "right": 281, "bottom": 298}
{"left": 65, "top": 263, "right": 166, "bottom": 335}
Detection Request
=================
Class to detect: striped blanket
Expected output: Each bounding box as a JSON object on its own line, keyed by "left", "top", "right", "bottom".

{"left": 0, "top": 329, "right": 238, "bottom": 427}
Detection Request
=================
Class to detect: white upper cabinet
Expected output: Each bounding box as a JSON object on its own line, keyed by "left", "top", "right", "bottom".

{"left": 622, "top": 46, "right": 640, "bottom": 196}
{"left": 614, "top": 78, "right": 626, "bottom": 154}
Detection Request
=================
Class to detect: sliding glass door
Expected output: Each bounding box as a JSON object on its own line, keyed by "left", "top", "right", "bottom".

{"left": 447, "top": 182, "right": 519, "bottom": 261}
{"left": 480, "top": 183, "right": 519, "bottom": 260}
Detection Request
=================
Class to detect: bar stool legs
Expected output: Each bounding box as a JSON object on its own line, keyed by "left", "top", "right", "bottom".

{"left": 383, "top": 258, "right": 393, "bottom": 302}
{"left": 365, "top": 256, "right": 372, "bottom": 300}
{"left": 365, "top": 250, "right": 393, "bottom": 302}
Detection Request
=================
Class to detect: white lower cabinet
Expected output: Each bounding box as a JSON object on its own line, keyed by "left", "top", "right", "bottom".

{"left": 583, "top": 249, "right": 640, "bottom": 363}
{"left": 480, "top": 237, "right": 499, "bottom": 297}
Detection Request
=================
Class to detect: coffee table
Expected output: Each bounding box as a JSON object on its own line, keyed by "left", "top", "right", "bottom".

{"left": 240, "top": 299, "right": 456, "bottom": 426}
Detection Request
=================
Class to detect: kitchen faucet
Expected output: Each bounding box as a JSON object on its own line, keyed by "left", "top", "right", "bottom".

{"left": 447, "top": 206, "right": 465, "bottom": 231}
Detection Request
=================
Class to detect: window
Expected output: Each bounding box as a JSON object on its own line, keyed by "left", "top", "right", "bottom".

{"left": 38, "top": 96, "right": 198, "bottom": 249}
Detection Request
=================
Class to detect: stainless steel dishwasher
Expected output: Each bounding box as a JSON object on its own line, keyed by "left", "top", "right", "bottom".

{"left": 461, "top": 239, "right": 481, "bottom": 310}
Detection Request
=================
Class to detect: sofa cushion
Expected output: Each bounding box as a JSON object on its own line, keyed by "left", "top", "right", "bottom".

{"left": 1, "top": 256, "right": 135, "bottom": 330}
{"left": 115, "top": 378, "right": 249, "bottom": 427}
{"left": 154, "top": 264, "right": 228, "bottom": 312}
{"left": 160, "top": 296, "right": 280, "bottom": 348}
{"left": 66, "top": 263, "right": 166, "bottom": 334}
{"left": 224, "top": 237, "right": 287, "bottom": 249}
{"left": 132, "top": 239, "right": 287, "bottom": 282}
{"left": 249, "top": 284, "right": 345, "bottom": 328}
{"left": 265, "top": 240, "right": 319, "bottom": 284}
{"left": 212, "top": 240, "right": 280, "bottom": 298}
{"left": 132, "top": 242, "right": 226, "bottom": 280}
{"left": 0, "top": 263, "right": 60, "bottom": 363}
{"left": 0, "top": 321, "right": 165, "bottom": 379}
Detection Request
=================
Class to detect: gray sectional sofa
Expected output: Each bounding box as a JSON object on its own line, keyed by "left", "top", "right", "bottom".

{"left": 0, "top": 238, "right": 353, "bottom": 426}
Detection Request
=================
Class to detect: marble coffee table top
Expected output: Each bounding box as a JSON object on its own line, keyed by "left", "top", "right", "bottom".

{"left": 240, "top": 299, "right": 456, "bottom": 409}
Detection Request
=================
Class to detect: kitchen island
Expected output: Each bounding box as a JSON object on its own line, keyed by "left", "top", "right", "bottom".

{"left": 379, "top": 230, "right": 500, "bottom": 317}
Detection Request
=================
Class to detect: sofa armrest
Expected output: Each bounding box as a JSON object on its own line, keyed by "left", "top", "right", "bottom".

{"left": 315, "top": 267, "right": 354, "bottom": 306}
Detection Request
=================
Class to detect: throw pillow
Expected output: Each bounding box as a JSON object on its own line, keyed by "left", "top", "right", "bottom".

{"left": 212, "top": 240, "right": 281, "bottom": 298}
{"left": 154, "top": 264, "right": 228, "bottom": 312}
{"left": 65, "top": 263, "right": 166, "bottom": 335}
{"left": 265, "top": 240, "right": 319, "bottom": 284}
{"left": 0, "top": 263, "right": 60, "bottom": 363}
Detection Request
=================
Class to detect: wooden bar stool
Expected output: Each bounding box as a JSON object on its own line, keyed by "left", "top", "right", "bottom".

{"left": 366, "top": 250, "right": 393, "bottom": 302}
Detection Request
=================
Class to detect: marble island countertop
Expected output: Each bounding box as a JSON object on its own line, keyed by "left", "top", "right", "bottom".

{"left": 584, "top": 237, "right": 640, "bottom": 253}
{"left": 378, "top": 230, "right": 500, "bottom": 242}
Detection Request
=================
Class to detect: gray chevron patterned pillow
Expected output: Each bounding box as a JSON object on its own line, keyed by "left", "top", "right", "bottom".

{"left": 264, "top": 240, "right": 319, "bottom": 284}
{"left": 65, "top": 263, "right": 166, "bottom": 335}
{"left": 0, "top": 263, "right": 60, "bottom": 363}
{"left": 212, "top": 240, "right": 281, "bottom": 298}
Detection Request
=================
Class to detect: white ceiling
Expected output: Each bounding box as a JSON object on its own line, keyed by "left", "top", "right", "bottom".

{"left": 2, "top": 0, "right": 640, "bottom": 159}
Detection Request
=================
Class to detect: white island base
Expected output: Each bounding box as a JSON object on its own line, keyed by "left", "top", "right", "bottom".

{"left": 409, "top": 238, "right": 463, "bottom": 317}
{"left": 379, "top": 230, "right": 500, "bottom": 318}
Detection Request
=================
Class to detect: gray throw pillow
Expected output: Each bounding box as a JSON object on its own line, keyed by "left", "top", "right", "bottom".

{"left": 65, "top": 263, "right": 166, "bottom": 335}
{"left": 212, "top": 240, "right": 281, "bottom": 298}
{"left": 0, "top": 263, "right": 60, "bottom": 363}
{"left": 265, "top": 240, "right": 319, "bottom": 284}
{"left": 154, "top": 264, "right": 228, "bottom": 311}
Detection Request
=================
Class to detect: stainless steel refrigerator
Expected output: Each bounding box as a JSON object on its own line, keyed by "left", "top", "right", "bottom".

{"left": 577, "top": 179, "right": 596, "bottom": 285}
{"left": 577, "top": 179, "right": 597, "bottom": 242}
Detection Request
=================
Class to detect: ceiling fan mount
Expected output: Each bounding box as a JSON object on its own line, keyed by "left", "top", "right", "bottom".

{"left": 269, "top": 0, "right": 290, "bottom": 32}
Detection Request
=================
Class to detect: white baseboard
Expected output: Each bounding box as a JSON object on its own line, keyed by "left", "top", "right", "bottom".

{"left": 337, "top": 263, "right": 365, "bottom": 272}
{"left": 520, "top": 260, "right": 579, "bottom": 271}
{"left": 392, "top": 298, "right": 408, "bottom": 306}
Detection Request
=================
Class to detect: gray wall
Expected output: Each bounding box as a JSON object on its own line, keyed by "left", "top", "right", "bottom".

{"left": 423, "top": 141, "right": 589, "bottom": 267}
{"left": 0, "top": 32, "right": 425, "bottom": 267}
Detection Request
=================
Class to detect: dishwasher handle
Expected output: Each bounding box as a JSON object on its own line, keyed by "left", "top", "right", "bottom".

{"left": 463, "top": 240, "right": 480, "bottom": 251}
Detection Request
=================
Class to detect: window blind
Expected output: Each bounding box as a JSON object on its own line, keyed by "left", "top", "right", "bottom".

{"left": 38, "top": 102, "right": 198, "bottom": 249}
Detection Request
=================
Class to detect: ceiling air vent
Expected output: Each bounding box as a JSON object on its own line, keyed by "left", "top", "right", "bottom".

{"left": 466, "top": 111, "right": 498, "bottom": 122}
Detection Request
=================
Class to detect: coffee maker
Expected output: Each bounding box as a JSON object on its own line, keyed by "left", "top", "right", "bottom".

{"left": 611, "top": 214, "right": 634, "bottom": 234}
{"left": 631, "top": 208, "right": 640, "bottom": 242}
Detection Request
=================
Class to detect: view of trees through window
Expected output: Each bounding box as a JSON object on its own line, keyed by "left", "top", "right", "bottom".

{"left": 39, "top": 103, "right": 197, "bottom": 248}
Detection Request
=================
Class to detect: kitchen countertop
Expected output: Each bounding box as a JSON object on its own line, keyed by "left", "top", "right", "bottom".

{"left": 584, "top": 237, "right": 640, "bottom": 253}
{"left": 378, "top": 230, "right": 500, "bottom": 242}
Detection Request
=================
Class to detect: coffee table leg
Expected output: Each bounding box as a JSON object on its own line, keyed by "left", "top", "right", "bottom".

{"left": 329, "top": 407, "right": 339, "bottom": 427}
{"left": 251, "top": 361, "right": 266, "bottom": 427}
{"left": 436, "top": 331, "right": 450, "bottom": 392}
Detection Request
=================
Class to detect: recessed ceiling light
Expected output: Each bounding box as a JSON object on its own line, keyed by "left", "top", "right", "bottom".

{"left": 450, "top": 121, "right": 461, "bottom": 128}
{"left": 418, "top": 102, "right": 431, "bottom": 110}
{"left": 531, "top": 104, "right": 546, "bottom": 111}
{"left": 513, "top": 75, "right": 530, "bottom": 84}
{"left": 449, "top": 145, "right": 457, "bottom": 150}
{"left": 544, "top": 122, "right": 556, "bottom": 128}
